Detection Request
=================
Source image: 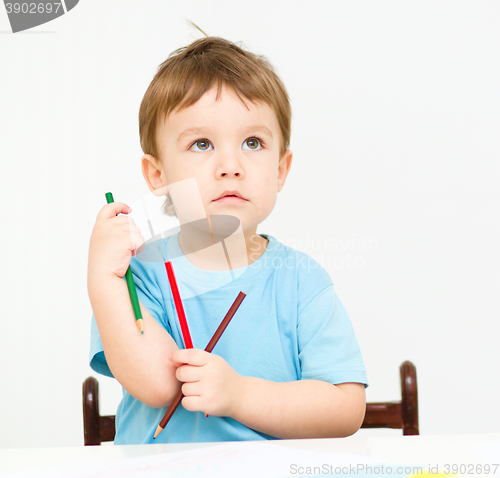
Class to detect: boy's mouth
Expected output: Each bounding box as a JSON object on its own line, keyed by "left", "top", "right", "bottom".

{"left": 213, "top": 190, "right": 248, "bottom": 201}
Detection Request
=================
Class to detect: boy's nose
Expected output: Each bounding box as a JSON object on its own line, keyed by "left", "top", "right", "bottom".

{"left": 215, "top": 151, "right": 244, "bottom": 178}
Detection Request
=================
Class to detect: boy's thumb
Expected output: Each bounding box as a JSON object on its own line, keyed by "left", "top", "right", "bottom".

{"left": 98, "top": 202, "right": 132, "bottom": 220}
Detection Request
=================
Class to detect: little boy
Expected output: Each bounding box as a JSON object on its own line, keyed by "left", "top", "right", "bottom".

{"left": 88, "top": 36, "right": 368, "bottom": 444}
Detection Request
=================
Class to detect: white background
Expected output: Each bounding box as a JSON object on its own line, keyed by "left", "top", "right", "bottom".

{"left": 0, "top": 1, "right": 499, "bottom": 448}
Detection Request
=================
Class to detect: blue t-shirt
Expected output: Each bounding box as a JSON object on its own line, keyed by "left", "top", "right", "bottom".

{"left": 89, "top": 232, "right": 368, "bottom": 444}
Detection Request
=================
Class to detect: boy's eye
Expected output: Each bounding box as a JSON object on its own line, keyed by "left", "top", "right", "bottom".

{"left": 189, "top": 139, "right": 213, "bottom": 152}
{"left": 243, "top": 137, "right": 263, "bottom": 150}
{"left": 189, "top": 137, "right": 264, "bottom": 152}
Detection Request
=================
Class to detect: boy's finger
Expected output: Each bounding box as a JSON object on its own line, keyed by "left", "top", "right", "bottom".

{"left": 169, "top": 348, "right": 208, "bottom": 366}
{"left": 130, "top": 232, "right": 146, "bottom": 255}
{"left": 176, "top": 363, "right": 203, "bottom": 383}
{"left": 97, "top": 202, "right": 132, "bottom": 221}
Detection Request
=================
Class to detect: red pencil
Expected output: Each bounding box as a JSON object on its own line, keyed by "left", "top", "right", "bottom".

{"left": 165, "top": 261, "right": 193, "bottom": 349}
{"left": 153, "top": 291, "right": 246, "bottom": 439}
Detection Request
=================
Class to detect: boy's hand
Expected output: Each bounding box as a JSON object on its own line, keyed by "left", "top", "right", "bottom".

{"left": 88, "top": 203, "right": 145, "bottom": 280}
{"left": 169, "top": 349, "right": 244, "bottom": 418}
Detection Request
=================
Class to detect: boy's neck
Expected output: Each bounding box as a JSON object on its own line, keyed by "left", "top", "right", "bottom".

{"left": 177, "top": 227, "right": 268, "bottom": 272}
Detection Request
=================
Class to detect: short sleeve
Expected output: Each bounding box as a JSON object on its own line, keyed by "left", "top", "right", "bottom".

{"left": 88, "top": 257, "right": 171, "bottom": 378}
{"left": 297, "top": 285, "right": 368, "bottom": 387}
{"left": 89, "top": 313, "right": 112, "bottom": 377}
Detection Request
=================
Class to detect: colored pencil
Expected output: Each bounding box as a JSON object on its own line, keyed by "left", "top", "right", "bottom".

{"left": 105, "top": 192, "right": 144, "bottom": 334}
{"left": 153, "top": 291, "right": 246, "bottom": 439}
{"left": 165, "top": 261, "right": 193, "bottom": 349}
{"left": 165, "top": 260, "right": 202, "bottom": 415}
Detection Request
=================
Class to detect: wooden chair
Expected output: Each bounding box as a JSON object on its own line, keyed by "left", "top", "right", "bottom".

{"left": 362, "top": 360, "right": 419, "bottom": 435}
{"left": 82, "top": 360, "right": 418, "bottom": 445}
{"left": 82, "top": 376, "right": 116, "bottom": 446}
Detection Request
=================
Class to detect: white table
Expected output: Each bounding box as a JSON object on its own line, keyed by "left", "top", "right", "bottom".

{"left": 1, "top": 433, "right": 499, "bottom": 476}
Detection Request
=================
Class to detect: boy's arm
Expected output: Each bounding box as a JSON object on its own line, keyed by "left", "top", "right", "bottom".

{"left": 88, "top": 202, "right": 181, "bottom": 408}
{"left": 231, "top": 379, "right": 365, "bottom": 438}
{"left": 171, "top": 348, "right": 365, "bottom": 438}
{"left": 228, "top": 285, "right": 366, "bottom": 439}
{"left": 89, "top": 273, "right": 181, "bottom": 408}
{"left": 170, "top": 273, "right": 367, "bottom": 436}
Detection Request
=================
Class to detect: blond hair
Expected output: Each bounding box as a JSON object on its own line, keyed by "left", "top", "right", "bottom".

{"left": 139, "top": 36, "right": 292, "bottom": 217}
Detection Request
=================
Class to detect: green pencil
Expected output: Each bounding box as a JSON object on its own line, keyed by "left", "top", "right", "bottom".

{"left": 105, "top": 192, "right": 144, "bottom": 334}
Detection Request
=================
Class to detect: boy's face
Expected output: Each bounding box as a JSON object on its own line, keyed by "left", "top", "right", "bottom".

{"left": 142, "top": 86, "right": 292, "bottom": 238}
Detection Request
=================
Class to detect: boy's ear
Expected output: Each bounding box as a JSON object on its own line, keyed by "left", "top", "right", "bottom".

{"left": 277, "top": 150, "right": 293, "bottom": 193}
{"left": 141, "top": 154, "right": 169, "bottom": 196}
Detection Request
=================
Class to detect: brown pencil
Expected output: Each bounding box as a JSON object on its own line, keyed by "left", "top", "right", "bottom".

{"left": 153, "top": 291, "right": 246, "bottom": 439}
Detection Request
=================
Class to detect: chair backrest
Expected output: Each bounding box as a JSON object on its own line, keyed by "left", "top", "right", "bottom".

{"left": 82, "top": 376, "right": 116, "bottom": 446}
{"left": 82, "top": 360, "right": 418, "bottom": 445}
{"left": 362, "top": 360, "right": 419, "bottom": 435}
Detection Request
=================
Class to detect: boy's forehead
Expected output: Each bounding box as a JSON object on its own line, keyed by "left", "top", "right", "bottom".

{"left": 160, "top": 87, "right": 279, "bottom": 136}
